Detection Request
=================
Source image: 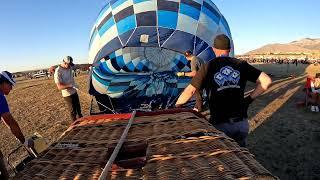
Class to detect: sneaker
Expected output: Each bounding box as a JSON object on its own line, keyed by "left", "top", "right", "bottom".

{"left": 311, "top": 106, "right": 316, "bottom": 112}
{"left": 315, "top": 106, "right": 320, "bottom": 112}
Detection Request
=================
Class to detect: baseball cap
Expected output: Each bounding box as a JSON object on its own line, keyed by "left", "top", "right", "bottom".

{"left": 213, "top": 34, "right": 231, "bottom": 50}
{"left": 63, "top": 56, "right": 74, "bottom": 66}
{"left": 0, "top": 71, "right": 16, "bottom": 86}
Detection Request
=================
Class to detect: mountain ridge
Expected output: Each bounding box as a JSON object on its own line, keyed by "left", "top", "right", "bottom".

{"left": 246, "top": 38, "right": 320, "bottom": 55}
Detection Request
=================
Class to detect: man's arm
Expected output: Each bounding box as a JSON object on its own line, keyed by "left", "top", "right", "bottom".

{"left": 176, "top": 63, "right": 208, "bottom": 107}
{"left": 56, "top": 83, "right": 73, "bottom": 90}
{"left": 249, "top": 72, "right": 272, "bottom": 99}
{"left": 54, "top": 68, "right": 73, "bottom": 90}
{"left": 184, "top": 71, "right": 197, "bottom": 77}
{"left": 185, "top": 58, "right": 199, "bottom": 77}
{"left": 175, "top": 84, "right": 197, "bottom": 107}
{"left": 1, "top": 113, "right": 25, "bottom": 144}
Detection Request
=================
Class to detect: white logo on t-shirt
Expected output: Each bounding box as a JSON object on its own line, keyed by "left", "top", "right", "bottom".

{"left": 214, "top": 66, "right": 240, "bottom": 91}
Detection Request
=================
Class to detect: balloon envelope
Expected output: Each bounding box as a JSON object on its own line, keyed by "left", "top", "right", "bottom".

{"left": 88, "top": 0, "right": 233, "bottom": 112}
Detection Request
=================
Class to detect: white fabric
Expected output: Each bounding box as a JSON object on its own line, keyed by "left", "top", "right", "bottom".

{"left": 0, "top": 71, "right": 16, "bottom": 86}
{"left": 54, "top": 66, "right": 77, "bottom": 97}
{"left": 311, "top": 81, "right": 320, "bottom": 93}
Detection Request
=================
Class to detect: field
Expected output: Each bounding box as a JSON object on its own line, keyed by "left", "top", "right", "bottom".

{"left": 1, "top": 64, "right": 319, "bottom": 179}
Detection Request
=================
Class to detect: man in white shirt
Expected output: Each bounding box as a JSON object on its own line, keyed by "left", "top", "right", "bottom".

{"left": 54, "top": 56, "right": 82, "bottom": 121}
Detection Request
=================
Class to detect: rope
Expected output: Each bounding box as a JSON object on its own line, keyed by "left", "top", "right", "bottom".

{"left": 96, "top": 99, "right": 117, "bottom": 114}
{"left": 76, "top": 87, "right": 118, "bottom": 114}
{"left": 98, "top": 111, "right": 136, "bottom": 180}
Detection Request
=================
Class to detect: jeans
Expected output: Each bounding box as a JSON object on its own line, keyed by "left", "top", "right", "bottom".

{"left": 64, "top": 92, "right": 83, "bottom": 121}
{"left": 213, "top": 119, "right": 249, "bottom": 147}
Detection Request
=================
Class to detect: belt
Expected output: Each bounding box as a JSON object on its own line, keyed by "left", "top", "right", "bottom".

{"left": 211, "top": 117, "right": 244, "bottom": 125}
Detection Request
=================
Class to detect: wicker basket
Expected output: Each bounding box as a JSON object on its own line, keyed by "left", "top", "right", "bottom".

{"left": 146, "top": 136, "right": 240, "bottom": 159}
{"left": 14, "top": 110, "right": 278, "bottom": 180}
{"left": 13, "top": 161, "right": 103, "bottom": 180}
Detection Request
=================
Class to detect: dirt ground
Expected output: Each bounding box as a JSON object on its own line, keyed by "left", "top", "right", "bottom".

{"left": 0, "top": 64, "right": 319, "bottom": 179}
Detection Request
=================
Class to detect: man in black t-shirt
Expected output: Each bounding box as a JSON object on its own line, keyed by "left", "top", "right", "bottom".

{"left": 175, "top": 34, "right": 272, "bottom": 147}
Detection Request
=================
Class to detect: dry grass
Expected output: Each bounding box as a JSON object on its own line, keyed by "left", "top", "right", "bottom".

{"left": 0, "top": 64, "right": 319, "bottom": 179}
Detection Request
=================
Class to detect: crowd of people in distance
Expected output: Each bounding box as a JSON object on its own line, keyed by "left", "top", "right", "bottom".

{"left": 240, "top": 57, "right": 320, "bottom": 65}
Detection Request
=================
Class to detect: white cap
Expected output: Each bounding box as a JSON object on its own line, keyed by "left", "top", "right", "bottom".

{"left": 0, "top": 71, "right": 16, "bottom": 86}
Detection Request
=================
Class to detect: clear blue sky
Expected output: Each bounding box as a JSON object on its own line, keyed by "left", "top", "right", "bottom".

{"left": 0, "top": 0, "right": 319, "bottom": 72}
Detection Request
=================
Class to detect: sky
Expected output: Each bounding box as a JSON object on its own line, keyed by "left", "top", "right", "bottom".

{"left": 0, "top": 0, "right": 319, "bottom": 72}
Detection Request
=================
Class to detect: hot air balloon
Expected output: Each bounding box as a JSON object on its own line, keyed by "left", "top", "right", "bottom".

{"left": 88, "top": 0, "right": 233, "bottom": 112}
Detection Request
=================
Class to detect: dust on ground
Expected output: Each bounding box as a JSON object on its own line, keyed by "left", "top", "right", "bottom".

{"left": 0, "top": 64, "right": 319, "bottom": 179}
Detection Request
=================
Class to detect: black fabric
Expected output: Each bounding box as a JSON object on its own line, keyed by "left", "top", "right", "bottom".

{"left": 98, "top": 12, "right": 113, "bottom": 30}
{"left": 158, "top": 28, "right": 175, "bottom": 46}
{"left": 64, "top": 93, "right": 83, "bottom": 121}
{"left": 95, "top": 94, "right": 115, "bottom": 114}
{"left": 157, "top": 0, "right": 179, "bottom": 12}
{"left": 110, "top": 57, "right": 122, "bottom": 71}
{"left": 180, "top": 0, "right": 201, "bottom": 10}
{"left": 203, "top": 1, "right": 220, "bottom": 19}
{"left": 136, "top": 11, "right": 157, "bottom": 26}
{"left": 114, "top": 6, "right": 134, "bottom": 22}
{"left": 119, "top": 29, "right": 135, "bottom": 46}
{"left": 191, "top": 57, "right": 261, "bottom": 124}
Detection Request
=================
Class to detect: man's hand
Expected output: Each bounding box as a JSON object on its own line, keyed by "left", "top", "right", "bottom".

{"left": 72, "top": 84, "right": 79, "bottom": 91}
{"left": 176, "top": 72, "right": 185, "bottom": 77}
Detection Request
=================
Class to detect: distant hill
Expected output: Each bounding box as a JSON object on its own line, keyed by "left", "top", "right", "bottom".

{"left": 246, "top": 38, "right": 320, "bottom": 55}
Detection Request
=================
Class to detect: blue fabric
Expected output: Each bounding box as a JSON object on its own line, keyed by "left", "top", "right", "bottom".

{"left": 221, "top": 16, "right": 232, "bottom": 36}
{"left": 197, "top": 47, "right": 216, "bottom": 63}
{"left": 158, "top": 11, "right": 178, "bottom": 29}
{"left": 213, "top": 119, "right": 249, "bottom": 147}
{"left": 0, "top": 93, "right": 9, "bottom": 116}
{"left": 126, "top": 27, "right": 159, "bottom": 47}
{"left": 115, "top": 55, "right": 126, "bottom": 68}
{"left": 89, "top": 28, "right": 98, "bottom": 49}
{"left": 162, "top": 30, "right": 195, "bottom": 53}
{"left": 116, "top": 15, "right": 136, "bottom": 35}
{"left": 194, "top": 37, "right": 209, "bottom": 56}
{"left": 95, "top": 37, "right": 123, "bottom": 62}
{"left": 202, "top": 6, "right": 220, "bottom": 24}
{"left": 100, "top": 61, "right": 115, "bottom": 74}
{"left": 133, "top": 0, "right": 150, "bottom": 3}
{"left": 179, "top": 3, "right": 200, "bottom": 20}
{"left": 158, "top": 28, "right": 175, "bottom": 46}
{"left": 88, "top": 0, "right": 234, "bottom": 111}
{"left": 98, "top": 17, "right": 115, "bottom": 36}
{"left": 111, "top": 0, "right": 128, "bottom": 9}
{"left": 119, "top": 29, "right": 135, "bottom": 46}
{"left": 96, "top": 4, "right": 110, "bottom": 23}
